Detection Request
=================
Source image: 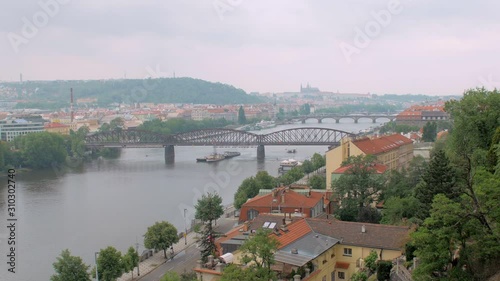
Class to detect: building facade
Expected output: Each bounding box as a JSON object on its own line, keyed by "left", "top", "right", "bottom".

{"left": 0, "top": 118, "right": 45, "bottom": 141}
{"left": 325, "top": 134, "right": 414, "bottom": 189}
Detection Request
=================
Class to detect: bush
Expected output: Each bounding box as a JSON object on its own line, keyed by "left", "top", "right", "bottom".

{"left": 377, "top": 261, "right": 392, "bottom": 281}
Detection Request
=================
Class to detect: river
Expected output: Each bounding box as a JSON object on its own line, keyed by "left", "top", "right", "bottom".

{"left": 0, "top": 120, "right": 386, "bottom": 281}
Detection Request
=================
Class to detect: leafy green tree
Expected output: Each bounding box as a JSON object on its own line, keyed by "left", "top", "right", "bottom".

{"left": 195, "top": 192, "right": 224, "bottom": 262}
{"left": 364, "top": 250, "right": 378, "bottom": 273}
{"left": 422, "top": 121, "right": 437, "bottom": 142}
{"left": 301, "top": 159, "right": 315, "bottom": 173}
{"left": 122, "top": 246, "right": 139, "bottom": 279}
{"left": 109, "top": 117, "right": 124, "bottom": 130}
{"left": 299, "top": 103, "right": 311, "bottom": 115}
{"left": 311, "top": 153, "right": 326, "bottom": 169}
{"left": 351, "top": 271, "right": 368, "bottom": 281}
{"left": 220, "top": 264, "right": 256, "bottom": 281}
{"left": 96, "top": 246, "right": 124, "bottom": 281}
{"left": 332, "top": 155, "right": 385, "bottom": 221}
{"left": 276, "top": 108, "right": 285, "bottom": 120}
{"left": 15, "top": 132, "right": 67, "bottom": 169}
{"left": 240, "top": 228, "right": 280, "bottom": 279}
{"left": 234, "top": 177, "right": 260, "bottom": 209}
{"left": 279, "top": 166, "right": 304, "bottom": 185}
{"left": 99, "top": 123, "right": 111, "bottom": 132}
{"left": 180, "top": 272, "right": 197, "bottom": 281}
{"left": 144, "top": 221, "right": 179, "bottom": 259}
{"left": 380, "top": 196, "right": 420, "bottom": 225}
{"left": 238, "top": 106, "right": 247, "bottom": 124}
{"left": 51, "top": 249, "right": 91, "bottom": 281}
{"left": 255, "top": 171, "right": 276, "bottom": 190}
{"left": 377, "top": 261, "right": 392, "bottom": 281}
{"left": 308, "top": 174, "right": 326, "bottom": 189}
{"left": 414, "top": 149, "right": 460, "bottom": 219}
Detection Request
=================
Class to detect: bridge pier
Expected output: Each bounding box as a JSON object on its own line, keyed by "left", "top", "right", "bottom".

{"left": 318, "top": 119, "right": 322, "bottom": 124}
{"left": 354, "top": 119, "right": 358, "bottom": 124}
{"left": 335, "top": 119, "right": 339, "bottom": 123}
{"left": 372, "top": 118, "right": 377, "bottom": 123}
{"left": 257, "top": 145, "right": 265, "bottom": 160}
{"left": 164, "top": 145, "right": 175, "bottom": 164}
{"left": 301, "top": 119, "right": 306, "bottom": 124}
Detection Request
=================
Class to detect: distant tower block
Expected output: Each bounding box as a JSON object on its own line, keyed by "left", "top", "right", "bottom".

{"left": 20, "top": 73, "right": 23, "bottom": 83}
{"left": 70, "top": 88, "right": 74, "bottom": 123}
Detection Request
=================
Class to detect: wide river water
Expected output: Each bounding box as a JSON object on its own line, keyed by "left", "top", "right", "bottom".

{"left": 0, "top": 120, "right": 386, "bottom": 281}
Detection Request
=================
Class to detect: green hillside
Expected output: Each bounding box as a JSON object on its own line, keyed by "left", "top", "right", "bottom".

{"left": 3, "top": 77, "right": 261, "bottom": 107}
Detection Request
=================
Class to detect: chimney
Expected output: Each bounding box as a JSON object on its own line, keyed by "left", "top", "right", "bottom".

{"left": 215, "top": 262, "right": 224, "bottom": 273}
{"left": 361, "top": 225, "right": 366, "bottom": 233}
{"left": 305, "top": 267, "right": 310, "bottom": 277}
{"left": 196, "top": 260, "right": 203, "bottom": 269}
{"left": 70, "top": 88, "right": 74, "bottom": 123}
{"left": 294, "top": 274, "right": 301, "bottom": 281}
{"left": 243, "top": 221, "right": 249, "bottom": 232}
{"left": 291, "top": 248, "right": 298, "bottom": 254}
{"left": 208, "top": 255, "right": 214, "bottom": 266}
{"left": 281, "top": 192, "right": 285, "bottom": 204}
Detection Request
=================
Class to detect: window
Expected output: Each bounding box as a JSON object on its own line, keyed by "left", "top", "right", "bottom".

{"left": 338, "top": 272, "right": 345, "bottom": 279}
{"left": 322, "top": 276, "right": 327, "bottom": 281}
{"left": 343, "top": 248, "right": 352, "bottom": 256}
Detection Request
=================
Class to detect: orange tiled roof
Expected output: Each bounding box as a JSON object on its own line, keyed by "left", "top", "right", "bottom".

{"left": 352, "top": 134, "right": 412, "bottom": 155}
{"left": 274, "top": 219, "right": 312, "bottom": 249}
{"left": 243, "top": 188, "right": 324, "bottom": 209}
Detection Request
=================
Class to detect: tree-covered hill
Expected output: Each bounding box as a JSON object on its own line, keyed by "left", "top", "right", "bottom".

{"left": 3, "top": 77, "right": 261, "bottom": 107}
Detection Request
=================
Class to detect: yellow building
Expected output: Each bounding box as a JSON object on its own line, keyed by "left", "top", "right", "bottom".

{"left": 206, "top": 215, "right": 410, "bottom": 281}
{"left": 44, "top": 122, "right": 71, "bottom": 135}
{"left": 326, "top": 134, "right": 414, "bottom": 189}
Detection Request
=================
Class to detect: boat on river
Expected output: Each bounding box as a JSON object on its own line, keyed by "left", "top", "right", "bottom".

{"left": 223, "top": 151, "right": 241, "bottom": 158}
{"left": 205, "top": 153, "right": 225, "bottom": 162}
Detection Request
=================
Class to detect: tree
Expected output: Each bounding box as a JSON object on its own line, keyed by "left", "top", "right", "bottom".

{"left": 332, "top": 155, "right": 385, "bottom": 222}
{"left": 380, "top": 196, "right": 420, "bottom": 225}
{"left": 279, "top": 166, "right": 304, "bottom": 185}
{"left": 220, "top": 264, "right": 256, "bottom": 281}
{"left": 240, "top": 228, "right": 280, "bottom": 279}
{"left": 238, "top": 106, "right": 247, "bottom": 124}
{"left": 234, "top": 177, "right": 260, "bottom": 209}
{"left": 51, "top": 249, "right": 91, "bottom": 281}
{"left": 144, "top": 221, "right": 179, "bottom": 259}
{"left": 109, "top": 117, "right": 124, "bottom": 130}
{"left": 276, "top": 108, "right": 285, "bottom": 120}
{"left": 422, "top": 121, "right": 437, "bottom": 142}
{"left": 301, "top": 159, "right": 315, "bottom": 173}
{"left": 311, "top": 153, "right": 326, "bottom": 169}
{"left": 308, "top": 174, "right": 326, "bottom": 189}
{"left": 414, "top": 149, "right": 460, "bottom": 219}
{"left": 377, "top": 261, "right": 392, "bottom": 281}
{"left": 255, "top": 171, "right": 276, "bottom": 190}
{"left": 122, "top": 246, "right": 139, "bottom": 279}
{"left": 351, "top": 271, "right": 368, "bottom": 281}
{"left": 15, "top": 132, "right": 67, "bottom": 169}
{"left": 96, "top": 246, "right": 124, "bottom": 281}
{"left": 364, "top": 250, "right": 378, "bottom": 273}
{"left": 195, "top": 192, "right": 224, "bottom": 262}
{"left": 299, "top": 103, "right": 311, "bottom": 115}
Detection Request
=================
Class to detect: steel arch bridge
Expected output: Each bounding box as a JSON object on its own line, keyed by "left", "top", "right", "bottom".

{"left": 85, "top": 127, "right": 355, "bottom": 163}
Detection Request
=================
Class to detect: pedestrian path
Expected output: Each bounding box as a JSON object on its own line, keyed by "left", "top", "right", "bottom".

{"left": 118, "top": 205, "right": 235, "bottom": 281}
{"left": 117, "top": 231, "right": 199, "bottom": 281}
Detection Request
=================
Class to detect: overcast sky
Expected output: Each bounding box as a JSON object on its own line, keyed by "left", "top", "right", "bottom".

{"left": 1, "top": 0, "right": 499, "bottom": 95}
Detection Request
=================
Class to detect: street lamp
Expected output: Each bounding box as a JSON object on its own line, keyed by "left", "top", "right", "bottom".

{"left": 184, "top": 208, "right": 188, "bottom": 245}
{"left": 94, "top": 252, "right": 99, "bottom": 281}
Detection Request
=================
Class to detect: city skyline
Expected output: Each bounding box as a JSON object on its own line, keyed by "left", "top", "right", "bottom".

{"left": 1, "top": 0, "right": 499, "bottom": 95}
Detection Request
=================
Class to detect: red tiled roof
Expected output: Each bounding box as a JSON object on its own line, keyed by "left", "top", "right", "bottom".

{"left": 243, "top": 188, "right": 323, "bottom": 209}
{"left": 352, "top": 134, "right": 412, "bottom": 155}
{"left": 274, "top": 219, "right": 312, "bottom": 249}
{"left": 335, "top": 262, "right": 350, "bottom": 269}
{"left": 333, "top": 163, "right": 387, "bottom": 174}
